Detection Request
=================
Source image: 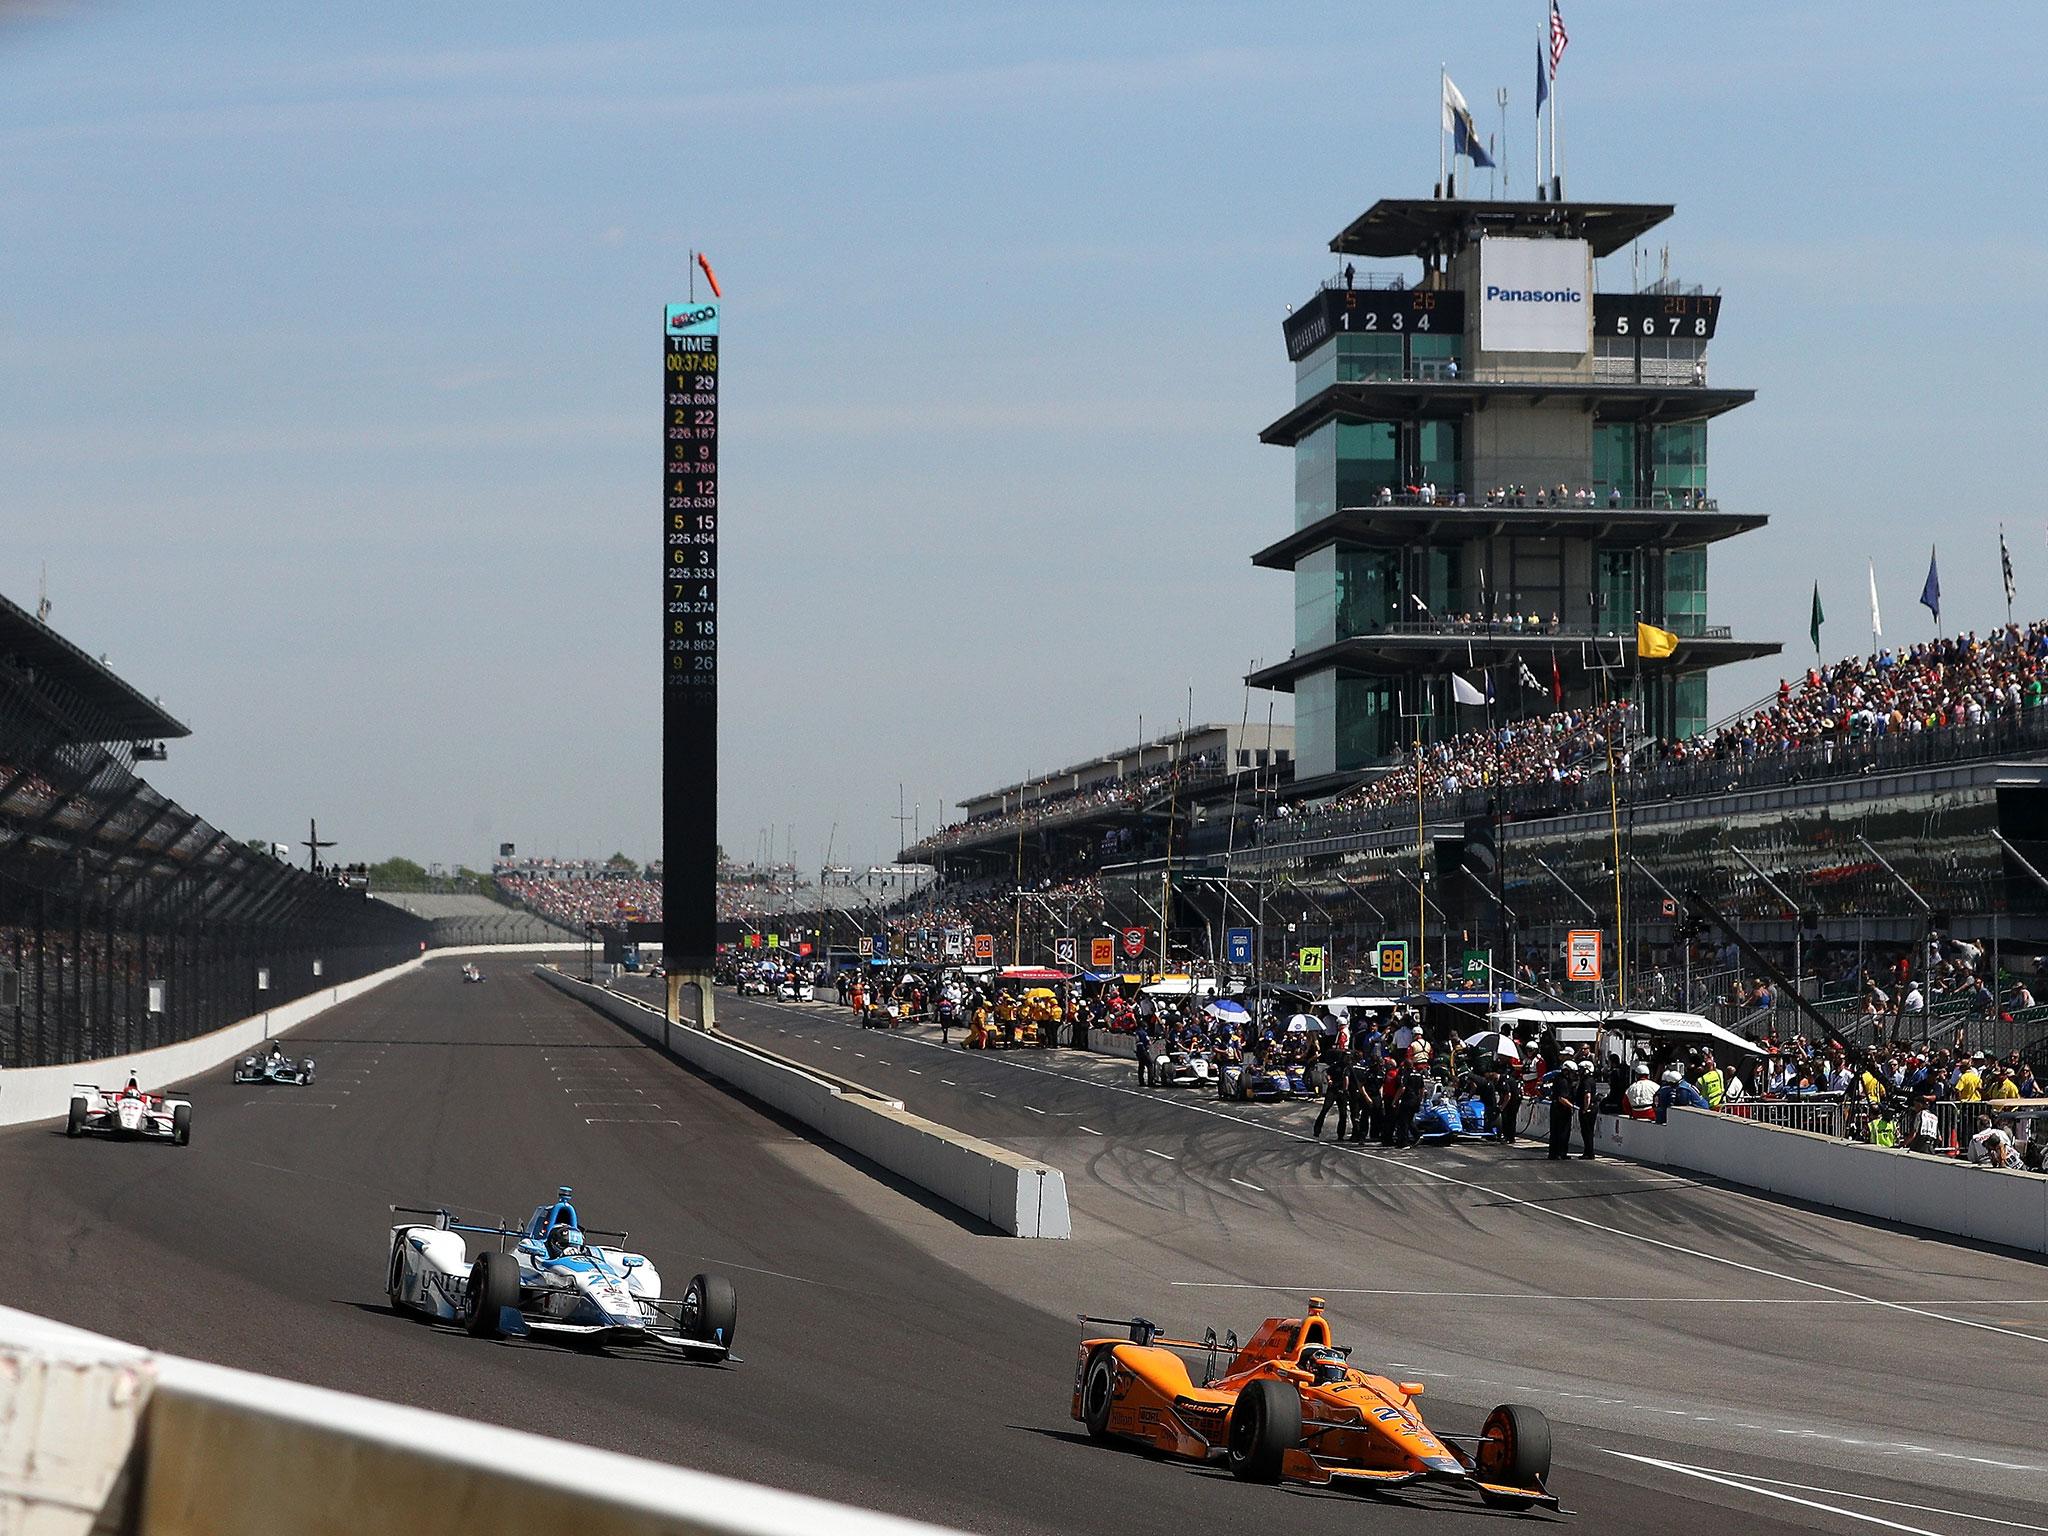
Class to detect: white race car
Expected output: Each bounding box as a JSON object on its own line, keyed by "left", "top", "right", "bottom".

{"left": 1146, "top": 1048, "right": 1215, "bottom": 1090}
{"left": 461, "top": 963, "right": 485, "bottom": 984}
{"left": 67, "top": 1078, "right": 191, "bottom": 1145}
{"left": 385, "top": 1186, "right": 737, "bottom": 1360}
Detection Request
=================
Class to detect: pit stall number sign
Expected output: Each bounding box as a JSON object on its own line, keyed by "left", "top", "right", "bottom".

{"left": 664, "top": 300, "right": 719, "bottom": 967}
{"left": 1566, "top": 929, "right": 1603, "bottom": 982}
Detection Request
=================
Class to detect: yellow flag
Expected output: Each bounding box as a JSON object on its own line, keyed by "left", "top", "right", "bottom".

{"left": 1636, "top": 622, "right": 1679, "bottom": 659}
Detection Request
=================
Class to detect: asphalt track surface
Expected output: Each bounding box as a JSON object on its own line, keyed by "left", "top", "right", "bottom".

{"left": 3, "top": 958, "right": 2042, "bottom": 1536}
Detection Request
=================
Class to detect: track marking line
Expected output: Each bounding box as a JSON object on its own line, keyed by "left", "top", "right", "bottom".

{"left": 1621, "top": 1461, "right": 2048, "bottom": 1527}
{"left": 1603, "top": 1450, "right": 2041, "bottom": 1533}
{"left": 583, "top": 1118, "right": 683, "bottom": 1125}
{"left": 575, "top": 1102, "right": 660, "bottom": 1108}
{"left": 1079, "top": 1126, "right": 1102, "bottom": 1135}
{"left": 903, "top": 1041, "right": 2048, "bottom": 1347}
{"left": 1145, "top": 1149, "right": 1175, "bottom": 1161}
{"left": 1231, "top": 1178, "right": 1265, "bottom": 1192}
{"left": 1166, "top": 1284, "right": 2048, "bottom": 1307}
{"left": 698, "top": 1259, "right": 824, "bottom": 1286}
{"left": 1026, "top": 1106, "right": 1046, "bottom": 1115}
{"left": 940, "top": 1079, "right": 955, "bottom": 1086}
{"left": 907, "top": 1069, "right": 922, "bottom": 1075}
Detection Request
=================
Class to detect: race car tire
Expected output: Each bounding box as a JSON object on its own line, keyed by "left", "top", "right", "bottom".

{"left": 1226, "top": 1378, "right": 1300, "bottom": 1483}
{"left": 1080, "top": 1348, "right": 1119, "bottom": 1440}
{"left": 1475, "top": 1402, "right": 1551, "bottom": 1506}
{"left": 684, "top": 1272, "right": 738, "bottom": 1353}
{"left": 66, "top": 1098, "right": 86, "bottom": 1138}
{"left": 464, "top": 1250, "right": 519, "bottom": 1338}
{"left": 171, "top": 1104, "right": 191, "bottom": 1147}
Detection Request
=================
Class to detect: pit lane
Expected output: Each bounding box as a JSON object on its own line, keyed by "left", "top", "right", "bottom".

{"left": 1, "top": 957, "right": 2039, "bottom": 1536}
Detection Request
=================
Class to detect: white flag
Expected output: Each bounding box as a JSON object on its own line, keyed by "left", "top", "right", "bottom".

{"left": 1868, "top": 558, "right": 1882, "bottom": 640}
{"left": 1451, "top": 673, "right": 1488, "bottom": 707}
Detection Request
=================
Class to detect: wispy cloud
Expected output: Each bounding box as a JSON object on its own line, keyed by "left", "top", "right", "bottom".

{"left": 0, "top": 43, "right": 1320, "bottom": 152}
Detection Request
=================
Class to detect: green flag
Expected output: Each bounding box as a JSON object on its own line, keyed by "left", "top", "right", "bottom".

{"left": 1810, "top": 582, "right": 1824, "bottom": 655}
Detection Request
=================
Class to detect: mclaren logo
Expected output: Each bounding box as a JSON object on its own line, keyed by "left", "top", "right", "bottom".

{"left": 1173, "top": 1397, "right": 1230, "bottom": 1420}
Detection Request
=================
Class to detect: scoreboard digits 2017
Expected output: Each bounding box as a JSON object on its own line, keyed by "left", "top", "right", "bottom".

{"left": 664, "top": 300, "right": 718, "bottom": 969}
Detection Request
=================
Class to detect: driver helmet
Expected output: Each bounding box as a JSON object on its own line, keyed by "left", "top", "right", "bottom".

{"left": 1303, "top": 1347, "right": 1348, "bottom": 1387}
{"left": 1661, "top": 1068, "right": 1682, "bottom": 1085}
{"left": 546, "top": 1223, "right": 584, "bottom": 1258}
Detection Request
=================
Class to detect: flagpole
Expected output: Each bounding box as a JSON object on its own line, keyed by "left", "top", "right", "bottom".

{"left": 1550, "top": 43, "right": 1561, "bottom": 199}
{"left": 1498, "top": 87, "right": 1508, "bottom": 201}
{"left": 1440, "top": 64, "right": 1448, "bottom": 197}
{"left": 2003, "top": 523, "right": 2014, "bottom": 628}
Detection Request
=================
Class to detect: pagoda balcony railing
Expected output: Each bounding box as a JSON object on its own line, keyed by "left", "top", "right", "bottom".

{"left": 1338, "top": 488, "right": 1718, "bottom": 512}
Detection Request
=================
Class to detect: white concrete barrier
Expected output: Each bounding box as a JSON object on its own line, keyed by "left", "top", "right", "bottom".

{"left": 536, "top": 969, "right": 1071, "bottom": 1239}
{"left": 0, "top": 953, "right": 432, "bottom": 1130}
{"left": 0, "top": 1303, "right": 963, "bottom": 1536}
{"left": 1595, "top": 1108, "right": 2048, "bottom": 1255}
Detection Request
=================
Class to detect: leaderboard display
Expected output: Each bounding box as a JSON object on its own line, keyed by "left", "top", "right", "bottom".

{"left": 664, "top": 300, "right": 719, "bottom": 969}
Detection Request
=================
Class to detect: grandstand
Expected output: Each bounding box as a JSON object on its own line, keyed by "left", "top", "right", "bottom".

{"left": 372, "top": 889, "right": 579, "bottom": 946}
{"left": 0, "top": 589, "right": 426, "bottom": 1067}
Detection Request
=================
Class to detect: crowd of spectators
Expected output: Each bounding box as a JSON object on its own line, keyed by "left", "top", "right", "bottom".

{"left": 905, "top": 756, "right": 1221, "bottom": 859}
{"left": 497, "top": 870, "right": 662, "bottom": 928}
{"left": 1268, "top": 621, "right": 2048, "bottom": 845}
{"left": 1655, "top": 622, "right": 2048, "bottom": 767}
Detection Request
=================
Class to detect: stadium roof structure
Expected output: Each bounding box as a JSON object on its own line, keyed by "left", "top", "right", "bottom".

{"left": 0, "top": 590, "right": 189, "bottom": 745}
{"left": 1329, "top": 198, "right": 1674, "bottom": 260}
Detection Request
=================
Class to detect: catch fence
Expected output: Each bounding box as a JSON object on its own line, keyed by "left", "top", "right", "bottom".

{"left": 0, "top": 662, "right": 424, "bottom": 1069}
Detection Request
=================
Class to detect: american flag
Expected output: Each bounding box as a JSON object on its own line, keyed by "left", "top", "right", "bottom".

{"left": 1549, "top": 1, "right": 1570, "bottom": 75}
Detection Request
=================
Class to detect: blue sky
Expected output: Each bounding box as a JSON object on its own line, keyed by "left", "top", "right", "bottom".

{"left": 4, "top": 2, "right": 2044, "bottom": 871}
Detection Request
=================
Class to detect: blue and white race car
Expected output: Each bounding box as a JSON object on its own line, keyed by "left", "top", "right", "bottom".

{"left": 385, "top": 1187, "right": 737, "bottom": 1361}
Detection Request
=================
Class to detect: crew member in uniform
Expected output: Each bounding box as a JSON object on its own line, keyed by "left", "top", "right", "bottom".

{"left": 1575, "top": 1059, "right": 1599, "bottom": 1159}
{"left": 1133, "top": 1020, "right": 1153, "bottom": 1088}
{"left": 1544, "top": 1047, "right": 1578, "bottom": 1160}
{"left": 1314, "top": 1041, "right": 1351, "bottom": 1140}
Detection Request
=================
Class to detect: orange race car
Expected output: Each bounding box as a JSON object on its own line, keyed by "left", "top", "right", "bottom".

{"left": 1071, "top": 1297, "right": 1557, "bottom": 1511}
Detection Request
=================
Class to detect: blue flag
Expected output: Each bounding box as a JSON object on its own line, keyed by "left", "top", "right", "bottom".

{"left": 1536, "top": 37, "right": 1549, "bottom": 117}
{"left": 1443, "top": 74, "right": 1496, "bottom": 169}
{"left": 1920, "top": 546, "right": 1941, "bottom": 623}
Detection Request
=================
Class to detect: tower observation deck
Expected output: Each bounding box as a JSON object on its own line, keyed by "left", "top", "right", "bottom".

{"left": 1250, "top": 195, "right": 1779, "bottom": 787}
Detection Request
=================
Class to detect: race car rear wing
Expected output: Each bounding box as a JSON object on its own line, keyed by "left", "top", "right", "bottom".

{"left": 389, "top": 1206, "right": 630, "bottom": 1250}
{"left": 1076, "top": 1315, "right": 1239, "bottom": 1355}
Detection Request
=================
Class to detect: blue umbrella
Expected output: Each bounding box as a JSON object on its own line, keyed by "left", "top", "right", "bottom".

{"left": 1205, "top": 999, "right": 1250, "bottom": 1024}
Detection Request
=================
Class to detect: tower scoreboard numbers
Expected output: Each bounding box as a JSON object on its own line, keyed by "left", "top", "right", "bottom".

{"left": 1593, "top": 292, "right": 1720, "bottom": 340}
{"left": 664, "top": 300, "right": 719, "bottom": 968}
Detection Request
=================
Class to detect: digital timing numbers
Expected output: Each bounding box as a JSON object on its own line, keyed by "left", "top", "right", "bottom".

{"left": 665, "top": 303, "right": 718, "bottom": 689}
{"left": 1593, "top": 293, "right": 1721, "bottom": 340}
{"left": 1284, "top": 289, "right": 1467, "bottom": 361}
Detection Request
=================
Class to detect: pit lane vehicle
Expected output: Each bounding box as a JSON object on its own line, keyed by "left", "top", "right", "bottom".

{"left": 67, "top": 1079, "right": 192, "bottom": 1145}
{"left": 232, "top": 1047, "right": 316, "bottom": 1086}
{"left": 776, "top": 977, "right": 814, "bottom": 1003}
{"left": 1072, "top": 1297, "right": 1555, "bottom": 1510}
{"left": 1412, "top": 1087, "right": 1492, "bottom": 1142}
{"left": 461, "top": 963, "right": 484, "bottom": 984}
{"left": 386, "top": 1186, "right": 737, "bottom": 1361}
{"left": 736, "top": 972, "right": 771, "bottom": 997}
{"left": 1229, "top": 1058, "right": 1309, "bottom": 1102}
{"left": 1146, "top": 1048, "right": 1215, "bottom": 1090}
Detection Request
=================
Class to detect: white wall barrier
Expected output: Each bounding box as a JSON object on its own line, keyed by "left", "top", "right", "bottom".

{"left": 0, "top": 1303, "right": 964, "bottom": 1536}
{"left": 1598, "top": 1109, "right": 2048, "bottom": 1255}
{"left": 536, "top": 969, "right": 1072, "bottom": 1239}
{"left": 0, "top": 953, "right": 435, "bottom": 1130}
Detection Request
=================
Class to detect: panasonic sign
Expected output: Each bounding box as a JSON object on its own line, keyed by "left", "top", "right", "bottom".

{"left": 1478, "top": 237, "right": 1591, "bottom": 354}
